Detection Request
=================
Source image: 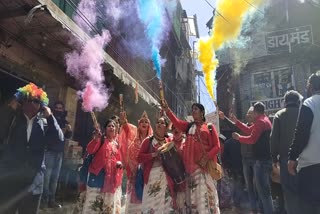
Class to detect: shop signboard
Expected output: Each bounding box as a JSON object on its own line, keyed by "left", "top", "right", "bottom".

{"left": 250, "top": 97, "right": 285, "bottom": 113}
{"left": 265, "top": 25, "right": 313, "bottom": 53}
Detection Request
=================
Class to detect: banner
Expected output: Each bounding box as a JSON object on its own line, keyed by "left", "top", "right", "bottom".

{"left": 205, "top": 111, "right": 220, "bottom": 134}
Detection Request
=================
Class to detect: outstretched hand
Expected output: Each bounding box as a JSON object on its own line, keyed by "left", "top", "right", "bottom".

{"left": 161, "top": 99, "right": 169, "bottom": 112}
{"left": 119, "top": 111, "right": 127, "bottom": 125}
{"left": 42, "top": 106, "right": 52, "bottom": 118}
{"left": 229, "top": 113, "right": 237, "bottom": 123}
{"left": 232, "top": 132, "right": 240, "bottom": 140}
{"left": 158, "top": 142, "right": 174, "bottom": 153}
{"left": 93, "top": 129, "right": 102, "bottom": 140}
{"left": 218, "top": 111, "right": 225, "bottom": 120}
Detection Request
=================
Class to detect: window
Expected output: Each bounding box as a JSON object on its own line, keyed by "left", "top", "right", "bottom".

{"left": 252, "top": 67, "right": 294, "bottom": 100}
{"left": 252, "top": 72, "right": 273, "bottom": 100}
{"left": 274, "top": 68, "right": 294, "bottom": 97}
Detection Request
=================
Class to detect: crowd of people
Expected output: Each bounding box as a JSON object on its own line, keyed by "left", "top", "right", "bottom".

{"left": 218, "top": 71, "right": 320, "bottom": 214}
{"left": 0, "top": 83, "right": 69, "bottom": 213}
{"left": 74, "top": 101, "right": 221, "bottom": 214}
{"left": 0, "top": 71, "right": 319, "bottom": 214}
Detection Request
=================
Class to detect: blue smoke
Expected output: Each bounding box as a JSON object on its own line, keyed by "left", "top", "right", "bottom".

{"left": 137, "top": 0, "right": 164, "bottom": 79}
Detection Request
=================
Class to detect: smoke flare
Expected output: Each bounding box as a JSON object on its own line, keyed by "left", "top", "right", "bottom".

{"left": 198, "top": 0, "right": 262, "bottom": 99}
{"left": 136, "top": 0, "right": 166, "bottom": 78}
{"left": 65, "top": 27, "right": 111, "bottom": 111}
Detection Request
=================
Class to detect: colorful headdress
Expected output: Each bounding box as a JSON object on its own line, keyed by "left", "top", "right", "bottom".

{"left": 15, "top": 82, "right": 49, "bottom": 106}
{"left": 138, "top": 111, "right": 153, "bottom": 137}
{"left": 138, "top": 111, "right": 150, "bottom": 123}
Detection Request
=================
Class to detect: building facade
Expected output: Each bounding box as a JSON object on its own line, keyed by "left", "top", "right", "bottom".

{"left": 217, "top": 0, "right": 320, "bottom": 119}
{"left": 0, "top": 0, "right": 196, "bottom": 145}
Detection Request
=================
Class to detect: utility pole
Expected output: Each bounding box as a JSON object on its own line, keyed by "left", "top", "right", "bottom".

{"left": 195, "top": 70, "right": 204, "bottom": 103}
{"left": 198, "top": 73, "right": 200, "bottom": 103}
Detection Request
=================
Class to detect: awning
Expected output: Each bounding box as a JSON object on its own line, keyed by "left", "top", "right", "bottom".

{"left": 37, "top": 0, "right": 159, "bottom": 106}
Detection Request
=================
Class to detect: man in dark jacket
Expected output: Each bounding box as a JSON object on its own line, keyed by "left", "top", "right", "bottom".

{"left": 0, "top": 83, "right": 64, "bottom": 214}
{"left": 232, "top": 102, "right": 273, "bottom": 214}
{"left": 270, "top": 90, "right": 301, "bottom": 214}
{"left": 42, "top": 101, "right": 72, "bottom": 208}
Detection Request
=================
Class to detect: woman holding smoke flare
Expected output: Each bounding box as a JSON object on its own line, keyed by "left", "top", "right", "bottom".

{"left": 162, "top": 101, "right": 221, "bottom": 214}
{"left": 117, "top": 111, "right": 153, "bottom": 214}
{"left": 76, "top": 119, "right": 123, "bottom": 214}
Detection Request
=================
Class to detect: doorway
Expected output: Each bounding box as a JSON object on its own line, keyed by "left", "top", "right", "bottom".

{"left": 0, "top": 69, "right": 29, "bottom": 106}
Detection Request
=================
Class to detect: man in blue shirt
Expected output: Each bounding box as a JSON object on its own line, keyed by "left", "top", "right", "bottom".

{"left": 42, "top": 101, "right": 72, "bottom": 208}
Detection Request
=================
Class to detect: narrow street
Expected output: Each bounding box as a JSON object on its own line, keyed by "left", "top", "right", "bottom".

{"left": 38, "top": 205, "right": 240, "bottom": 214}
{"left": 1, "top": 0, "right": 320, "bottom": 213}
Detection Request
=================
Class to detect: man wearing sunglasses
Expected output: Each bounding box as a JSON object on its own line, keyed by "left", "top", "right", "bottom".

{"left": 0, "top": 83, "right": 64, "bottom": 214}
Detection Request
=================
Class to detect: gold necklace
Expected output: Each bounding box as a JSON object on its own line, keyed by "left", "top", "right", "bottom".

{"left": 154, "top": 135, "right": 165, "bottom": 146}
{"left": 154, "top": 132, "right": 165, "bottom": 141}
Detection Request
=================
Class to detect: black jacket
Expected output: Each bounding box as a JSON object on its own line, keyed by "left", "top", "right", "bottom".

{"left": 270, "top": 104, "right": 299, "bottom": 162}
{"left": 0, "top": 106, "right": 64, "bottom": 185}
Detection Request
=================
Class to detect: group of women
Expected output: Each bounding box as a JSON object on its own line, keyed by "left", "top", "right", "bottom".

{"left": 75, "top": 101, "right": 221, "bottom": 214}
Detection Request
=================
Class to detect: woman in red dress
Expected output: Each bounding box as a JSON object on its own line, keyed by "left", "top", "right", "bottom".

{"left": 78, "top": 119, "right": 123, "bottom": 214}
{"left": 137, "top": 116, "right": 176, "bottom": 213}
{"left": 163, "top": 102, "right": 221, "bottom": 214}
{"left": 118, "top": 111, "right": 153, "bottom": 214}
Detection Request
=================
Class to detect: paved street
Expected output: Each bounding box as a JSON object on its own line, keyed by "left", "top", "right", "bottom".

{"left": 39, "top": 204, "right": 244, "bottom": 214}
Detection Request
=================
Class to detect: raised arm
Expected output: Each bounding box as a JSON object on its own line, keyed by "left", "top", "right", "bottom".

{"left": 86, "top": 137, "right": 102, "bottom": 154}
{"left": 238, "top": 120, "right": 264, "bottom": 144}
{"left": 118, "top": 122, "right": 137, "bottom": 165}
{"left": 166, "top": 109, "right": 189, "bottom": 133}
{"left": 119, "top": 122, "right": 137, "bottom": 143}
{"left": 235, "top": 120, "right": 254, "bottom": 135}
{"left": 219, "top": 111, "right": 240, "bottom": 132}
{"left": 45, "top": 114, "right": 64, "bottom": 143}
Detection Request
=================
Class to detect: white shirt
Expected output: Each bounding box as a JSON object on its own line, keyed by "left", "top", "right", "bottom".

{"left": 298, "top": 95, "right": 320, "bottom": 171}
{"left": 24, "top": 114, "right": 36, "bottom": 142}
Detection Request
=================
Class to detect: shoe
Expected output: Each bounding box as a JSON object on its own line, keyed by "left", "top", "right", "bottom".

{"left": 48, "top": 201, "right": 62, "bottom": 209}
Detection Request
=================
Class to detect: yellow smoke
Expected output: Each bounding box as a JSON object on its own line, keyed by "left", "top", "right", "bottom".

{"left": 198, "top": 0, "right": 262, "bottom": 99}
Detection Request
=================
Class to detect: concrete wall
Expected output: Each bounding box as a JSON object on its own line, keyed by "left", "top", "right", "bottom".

{"left": 0, "top": 36, "right": 66, "bottom": 100}
{"left": 0, "top": 35, "right": 80, "bottom": 132}
{"left": 236, "top": 56, "right": 316, "bottom": 118}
